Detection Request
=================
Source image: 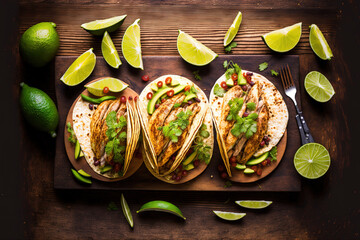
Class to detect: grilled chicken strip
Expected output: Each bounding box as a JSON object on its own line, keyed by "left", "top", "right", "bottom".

{"left": 225, "top": 83, "right": 260, "bottom": 152}
{"left": 90, "top": 100, "right": 112, "bottom": 155}
{"left": 219, "top": 85, "right": 243, "bottom": 141}
{"left": 149, "top": 94, "right": 186, "bottom": 156}
{"left": 157, "top": 103, "right": 201, "bottom": 167}
{"left": 93, "top": 99, "right": 121, "bottom": 159}
{"left": 239, "top": 103, "right": 269, "bottom": 164}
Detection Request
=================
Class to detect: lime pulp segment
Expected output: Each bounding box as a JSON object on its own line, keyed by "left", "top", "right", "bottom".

{"left": 309, "top": 24, "right": 333, "bottom": 60}
{"left": 224, "top": 11, "right": 242, "bottom": 46}
{"left": 262, "top": 22, "right": 302, "bottom": 52}
{"left": 213, "top": 211, "right": 246, "bottom": 221}
{"left": 235, "top": 200, "right": 272, "bottom": 209}
{"left": 102, "top": 31, "right": 121, "bottom": 68}
{"left": 294, "top": 143, "right": 330, "bottom": 179}
{"left": 121, "top": 18, "right": 143, "bottom": 69}
{"left": 85, "top": 77, "right": 128, "bottom": 97}
{"left": 304, "top": 71, "right": 335, "bottom": 102}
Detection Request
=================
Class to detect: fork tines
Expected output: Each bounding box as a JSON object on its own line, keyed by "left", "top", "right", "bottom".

{"left": 279, "top": 65, "right": 295, "bottom": 90}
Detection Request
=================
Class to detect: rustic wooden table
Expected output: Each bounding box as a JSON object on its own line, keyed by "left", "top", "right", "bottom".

{"left": 2, "top": 0, "right": 359, "bottom": 239}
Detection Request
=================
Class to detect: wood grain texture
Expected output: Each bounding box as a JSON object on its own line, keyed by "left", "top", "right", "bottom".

{"left": 16, "top": 0, "right": 360, "bottom": 239}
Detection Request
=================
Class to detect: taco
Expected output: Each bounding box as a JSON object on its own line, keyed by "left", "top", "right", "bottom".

{"left": 72, "top": 93, "right": 140, "bottom": 179}
{"left": 136, "top": 75, "right": 214, "bottom": 183}
{"left": 210, "top": 63, "right": 288, "bottom": 177}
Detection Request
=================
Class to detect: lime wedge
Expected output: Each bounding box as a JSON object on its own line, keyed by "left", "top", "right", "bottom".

{"left": 177, "top": 30, "right": 218, "bottom": 66}
{"left": 137, "top": 200, "right": 186, "bottom": 220}
{"left": 122, "top": 19, "right": 143, "bottom": 70}
{"left": 102, "top": 31, "right": 121, "bottom": 68}
{"left": 235, "top": 200, "right": 272, "bottom": 209}
{"left": 304, "top": 71, "right": 335, "bottom": 102}
{"left": 213, "top": 211, "right": 246, "bottom": 221}
{"left": 60, "top": 48, "right": 96, "bottom": 86}
{"left": 309, "top": 24, "right": 333, "bottom": 60}
{"left": 262, "top": 22, "right": 302, "bottom": 52}
{"left": 121, "top": 194, "right": 134, "bottom": 228}
{"left": 85, "top": 77, "right": 128, "bottom": 97}
{"left": 224, "top": 11, "right": 242, "bottom": 46}
{"left": 81, "top": 15, "right": 127, "bottom": 36}
{"left": 294, "top": 143, "right": 330, "bottom": 179}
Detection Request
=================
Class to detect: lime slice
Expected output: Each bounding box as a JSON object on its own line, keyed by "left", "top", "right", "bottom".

{"left": 235, "top": 200, "right": 272, "bottom": 209}
{"left": 262, "top": 22, "right": 302, "bottom": 52}
{"left": 177, "top": 30, "right": 218, "bottom": 66}
{"left": 122, "top": 19, "right": 143, "bottom": 70}
{"left": 309, "top": 24, "right": 333, "bottom": 60}
{"left": 81, "top": 15, "right": 127, "bottom": 36}
{"left": 85, "top": 77, "right": 128, "bottom": 97}
{"left": 121, "top": 194, "right": 134, "bottom": 228}
{"left": 60, "top": 48, "right": 96, "bottom": 86}
{"left": 102, "top": 31, "right": 121, "bottom": 68}
{"left": 224, "top": 11, "right": 242, "bottom": 46}
{"left": 304, "top": 71, "right": 335, "bottom": 102}
{"left": 294, "top": 143, "right": 330, "bottom": 179}
{"left": 137, "top": 200, "right": 186, "bottom": 220}
{"left": 213, "top": 211, "right": 246, "bottom": 221}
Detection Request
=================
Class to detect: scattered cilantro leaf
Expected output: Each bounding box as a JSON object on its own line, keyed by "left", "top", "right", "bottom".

{"left": 271, "top": 69, "right": 279, "bottom": 76}
{"left": 246, "top": 102, "right": 256, "bottom": 111}
{"left": 193, "top": 70, "right": 202, "bottom": 81}
{"left": 259, "top": 62, "right": 268, "bottom": 71}
{"left": 225, "top": 68, "right": 235, "bottom": 79}
{"left": 173, "top": 103, "right": 181, "bottom": 108}
{"left": 213, "top": 83, "right": 225, "bottom": 97}
{"left": 107, "top": 202, "right": 119, "bottom": 211}
{"left": 66, "top": 122, "right": 76, "bottom": 144}
{"left": 245, "top": 122, "right": 257, "bottom": 139}
{"left": 162, "top": 110, "right": 192, "bottom": 142}
{"left": 105, "top": 111, "right": 127, "bottom": 165}
{"left": 224, "top": 181, "right": 232, "bottom": 188}
{"left": 191, "top": 124, "right": 212, "bottom": 164}
{"left": 269, "top": 146, "right": 277, "bottom": 161}
{"left": 230, "top": 113, "right": 258, "bottom": 138}
{"left": 225, "top": 42, "right": 237, "bottom": 53}
{"left": 226, "top": 98, "right": 244, "bottom": 121}
{"left": 223, "top": 60, "right": 228, "bottom": 69}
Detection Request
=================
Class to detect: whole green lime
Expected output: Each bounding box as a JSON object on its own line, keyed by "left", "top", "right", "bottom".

{"left": 19, "top": 22, "right": 60, "bottom": 67}
{"left": 20, "top": 83, "right": 59, "bottom": 137}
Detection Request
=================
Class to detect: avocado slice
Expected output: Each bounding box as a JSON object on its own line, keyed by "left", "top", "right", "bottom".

{"left": 100, "top": 165, "right": 113, "bottom": 174}
{"left": 150, "top": 82, "right": 158, "bottom": 92}
{"left": 147, "top": 84, "right": 186, "bottom": 114}
{"left": 235, "top": 164, "right": 246, "bottom": 170}
{"left": 238, "top": 72, "right": 247, "bottom": 85}
{"left": 246, "top": 152, "right": 269, "bottom": 166}
{"left": 170, "top": 79, "right": 180, "bottom": 87}
{"left": 184, "top": 93, "right": 197, "bottom": 102}
{"left": 244, "top": 168, "right": 255, "bottom": 174}
{"left": 183, "top": 151, "right": 197, "bottom": 165}
{"left": 183, "top": 163, "right": 194, "bottom": 171}
{"left": 74, "top": 140, "right": 81, "bottom": 160}
{"left": 226, "top": 79, "right": 234, "bottom": 87}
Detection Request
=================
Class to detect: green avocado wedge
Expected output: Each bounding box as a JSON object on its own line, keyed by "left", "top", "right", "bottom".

{"left": 147, "top": 84, "right": 186, "bottom": 114}
{"left": 246, "top": 152, "right": 269, "bottom": 166}
{"left": 71, "top": 169, "right": 92, "bottom": 184}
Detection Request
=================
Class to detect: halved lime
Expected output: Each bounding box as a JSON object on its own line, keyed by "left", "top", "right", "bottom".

{"left": 304, "top": 71, "right": 335, "bottom": 102}
{"left": 81, "top": 15, "right": 127, "bottom": 36}
{"left": 177, "top": 30, "right": 218, "bottom": 66}
{"left": 85, "top": 77, "right": 128, "bottom": 97}
{"left": 262, "top": 22, "right": 302, "bottom": 52}
{"left": 122, "top": 19, "right": 143, "bottom": 70}
{"left": 294, "top": 143, "right": 330, "bottom": 179}
{"left": 102, "top": 31, "right": 121, "bottom": 68}
{"left": 235, "top": 200, "right": 272, "bottom": 209}
{"left": 213, "top": 211, "right": 246, "bottom": 221}
{"left": 224, "top": 11, "right": 242, "bottom": 46}
{"left": 309, "top": 24, "right": 333, "bottom": 60}
{"left": 137, "top": 200, "right": 186, "bottom": 220}
{"left": 60, "top": 48, "right": 96, "bottom": 86}
{"left": 121, "top": 194, "right": 134, "bottom": 228}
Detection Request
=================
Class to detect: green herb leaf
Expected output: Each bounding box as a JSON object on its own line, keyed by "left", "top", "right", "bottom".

{"left": 227, "top": 98, "right": 244, "bottom": 121}
{"left": 66, "top": 122, "right": 76, "bottom": 144}
{"left": 225, "top": 68, "right": 235, "bottom": 80}
{"left": 233, "top": 63, "right": 241, "bottom": 74}
{"left": 223, "top": 60, "right": 228, "bottom": 69}
{"left": 200, "top": 130, "right": 210, "bottom": 138}
{"left": 224, "top": 181, "right": 232, "bottom": 188}
{"left": 173, "top": 103, "right": 181, "bottom": 108}
{"left": 107, "top": 202, "right": 119, "bottom": 211}
{"left": 271, "top": 69, "right": 279, "bottom": 76}
{"left": 193, "top": 70, "right": 202, "bottom": 81}
{"left": 245, "top": 122, "right": 257, "bottom": 139}
{"left": 225, "top": 42, "right": 237, "bottom": 53}
{"left": 269, "top": 146, "right": 277, "bottom": 161}
{"left": 213, "top": 83, "right": 226, "bottom": 97}
{"left": 259, "top": 62, "right": 268, "bottom": 71}
{"left": 247, "top": 112, "right": 258, "bottom": 120}
{"left": 246, "top": 102, "right": 256, "bottom": 111}
{"left": 162, "top": 110, "right": 192, "bottom": 142}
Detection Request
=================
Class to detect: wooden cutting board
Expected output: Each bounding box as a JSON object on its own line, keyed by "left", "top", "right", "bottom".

{"left": 54, "top": 55, "right": 301, "bottom": 191}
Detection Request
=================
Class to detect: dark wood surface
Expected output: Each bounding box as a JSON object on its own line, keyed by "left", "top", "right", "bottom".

{"left": 6, "top": 0, "right": 358, "bottom": 239}
{"left": 55, "top": 55, "right": 298, "bottom": 191}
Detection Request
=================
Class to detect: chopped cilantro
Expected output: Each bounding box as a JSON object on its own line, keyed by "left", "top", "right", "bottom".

{"left": 224, "top": 181, "right": 232, "bottom": 188}
{"left": 213, "top": 83, "right": 225, "bottom": 97}
{"left": 173, "top": 103, "right": 181, "bottom": 108}
{"left": 193, "top": 70, "right": 202, "bottom": 81}
{"left": 66, "top": 122, "right": 76, "bottom": 144}
{"left": 225, "top": 42, "right": 237, "bottom": 53}
{"left": 259, "top": 62, "right": 268, "bottom": 71}
{"left": 184, "top": 85, "right": 198, "bottom": 96}
{"left": 223, "top": 60, "right": 228, "bottom": 69}
{"left": 271, "top": 69, "right": 279, "bottom": 76}
{"left": 107, "top": 202, "right": 119, "bottom": 211}
{"left": 269, "top": 146, "right": 277, "bottom": 161}
{"left": 161, "top": 110, "right": 192, "bottom": 142}
{"left": 231, "top": 113, "right": 258, "bottom": 138}
{"left": 224, "top": 61, "right": 242, "bottom": 80}
{"left": 226, "top": 98, "right": 244, "bottom": 121}
{"left": 105, "top": 112, "right": 127, "bottom": 164}
{"left": 246, "top": 102, "right": 256, "bottom": 111}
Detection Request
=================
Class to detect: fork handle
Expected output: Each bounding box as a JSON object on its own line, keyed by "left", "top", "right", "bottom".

{"left": 295, "top": 115, "right": 307, "bottom": 145}
{"left": 298, "top": 112, "right": 315, "bottom": 143}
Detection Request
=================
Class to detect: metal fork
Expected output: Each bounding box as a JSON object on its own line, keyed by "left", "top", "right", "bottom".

{"left": 279, "top": 65, "right": 314, "bottom": 145}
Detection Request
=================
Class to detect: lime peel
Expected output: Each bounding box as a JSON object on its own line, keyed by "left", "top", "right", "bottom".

{"left": 224, "top": 11, "right": 242, "bottom": 46}
{"left": 137, "top": 200, "right": 186, "bottom": 220}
